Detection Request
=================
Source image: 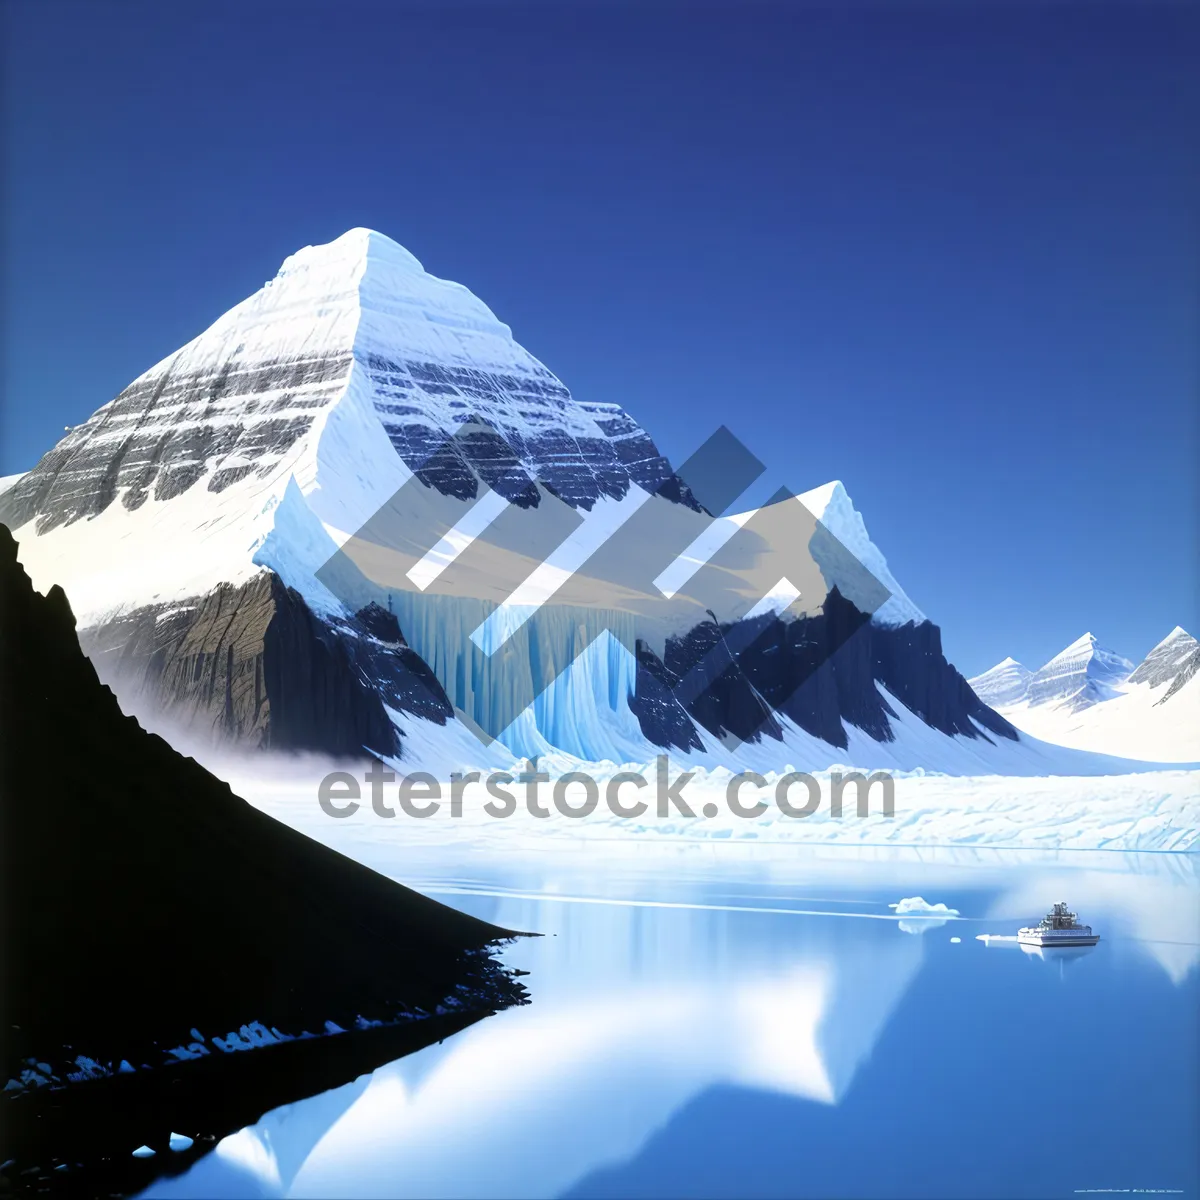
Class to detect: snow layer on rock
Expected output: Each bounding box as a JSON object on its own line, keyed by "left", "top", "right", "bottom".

{"left": 252, "top": 478, "right": 348, "bottom": 616}
{"left": 7, "top": 460, "right": 293, "bottom": 624}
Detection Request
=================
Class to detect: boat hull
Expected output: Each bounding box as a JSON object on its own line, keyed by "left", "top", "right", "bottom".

{"left": 1016, "top": 933, "right": 1099, "bottom": 947}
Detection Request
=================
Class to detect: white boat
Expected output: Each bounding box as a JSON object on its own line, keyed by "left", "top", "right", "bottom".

{"left": 1017, "top": 902, "right": 1099, "bottom": 947}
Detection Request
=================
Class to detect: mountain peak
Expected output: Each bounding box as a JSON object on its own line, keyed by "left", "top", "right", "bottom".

{"left": 797, "top": 479, "right": 924, "bottom": 627}
{"left": 0, "top": 226, "right": 683, "bottom": 620}
{"left": 798, "top": 479, "right": 847, "bottom": 513}
{"left": 1128, "top": 625, "right": 1200, "bottom": 691}
{"left": 968, "top": 656, "right": 1033, "bottom": 708}
{"left": 1044, "top": 632, "right": 1127, "bottom": 667}
{"left": 258, "top": 228, "right": 515, "bottom": 347}
{"left": 280, "top": 227, "right": 426, "bottom": 275}
{"left": 1026, "top": 632, "right": 1133, "bottom": 711}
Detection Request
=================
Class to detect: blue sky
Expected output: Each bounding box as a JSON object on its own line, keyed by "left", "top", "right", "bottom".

{"left": 2, "top": 1, "right": 1196, "bottom": 676}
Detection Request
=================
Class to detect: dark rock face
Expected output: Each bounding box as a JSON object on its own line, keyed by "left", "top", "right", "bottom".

{"left": 871, "top": 618, "right": 1017, "bottom": 741}
{"left": 628, "top": 643, "right": 706, "bottom": 753}
{"left": 79, "top": 575, "right": 454, "bottom": 759}
{"left": 362, "top": 353, "right": 697, "bottom": 512}
{"left": 660, "top": 616, "right": 786, "bottom": 747}
{"left": 354, "top": 600, "right": 403, "bottom": 643}
{"left": 0, "top": 521, "right": 526, "bottom": 1180}
{"left": 629, "top": 589, "right": 1018, "bottom": 750}
{"left": 0, "top": 353, "right": 351, "bottom": 536}
{"left": 75, "top": 568, "right": 1015, "bottom": 761}
{"left": 258, "top": 585, "right": 402, "bottom": 757}
{"left": 0, "top": 342, "right": 701, "bottom": 573}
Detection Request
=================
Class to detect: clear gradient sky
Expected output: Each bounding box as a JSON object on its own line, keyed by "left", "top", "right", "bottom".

{"left": 2, "top": 0, "right": 1196, "bottom": 677}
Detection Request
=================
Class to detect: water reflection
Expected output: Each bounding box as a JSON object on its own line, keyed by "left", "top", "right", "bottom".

{"left": 1018, "top": 943, "right": 1098, "bottom": 976}
{"left": 310, "top": 899, "right": 929, "bottom": 1198}
{"left": 991, "top": 867, "right": 1200, "bottom": 984}
{"left": 146, "top": 887, "right": 928, "bottom": 1198}
{"left": 144, "top": 847, "right": 1199, "bottom": 1200}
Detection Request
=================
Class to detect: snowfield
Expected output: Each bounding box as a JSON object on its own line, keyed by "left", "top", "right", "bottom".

{"left": 998, "top": 670, "right": 1200, "bottom": 765}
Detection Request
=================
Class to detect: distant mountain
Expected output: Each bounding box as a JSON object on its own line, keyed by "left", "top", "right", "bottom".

{"left": 974, "top": 628, "right": 1199, "bottom": 763}
{"left": 1127, "top": 626, "right": 1200, "bottom": 701}
{"left": 968, "top": 657, "right": 1033, "bottom": 708}
{"left": 1023, "top": 633, "right": 1133, "bottom": 712}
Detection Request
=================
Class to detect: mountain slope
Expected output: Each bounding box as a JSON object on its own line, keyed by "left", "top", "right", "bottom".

{"left": 1001, "top": 670, "right": 1200, "bottom": 763}
{"left": 968, "top": 657, "right": 1032, "bottom": 708}
{"left": 796, "top": 480, "right": 925, "bottom": 627}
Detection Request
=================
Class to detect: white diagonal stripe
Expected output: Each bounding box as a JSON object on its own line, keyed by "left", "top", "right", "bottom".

{"left": 406, "top": 488, "right": 511, "bottom": 592}
{"left": 652, "top": 509, "right": 753, "bottom": 599}
{"left": 743, "top": 576, "right": 801, "bottom": 620}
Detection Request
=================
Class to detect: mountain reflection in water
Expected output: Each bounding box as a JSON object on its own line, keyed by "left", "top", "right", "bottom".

{"left": 144, "top": 847, "right": 1200, "bottom": 1200}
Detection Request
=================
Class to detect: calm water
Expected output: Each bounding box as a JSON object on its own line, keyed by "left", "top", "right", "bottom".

{"left": 145, "top": 846, "right": 1199, "bottom": 1199}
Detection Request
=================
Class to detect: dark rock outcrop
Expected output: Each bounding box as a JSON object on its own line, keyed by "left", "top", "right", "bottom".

{"left": 630, "top": 588, "right": 1018, "bottom": 750}
{"left": 871, "top": 618, "right": 1017, "bottom": 740}
{"left": 0, "top": 522, "right": 526, "bottom": 1186}
{"left": 628, "top": 642, "right": 706, "bottom": 753}
{"left": 362, "top": 353, "right": 698, "bottom": 513}
{"left": 79, "top": 574, "right": 454, "bottom": 759}
{"left": 74, "top": 564, "right": 1016, "bottom": 762}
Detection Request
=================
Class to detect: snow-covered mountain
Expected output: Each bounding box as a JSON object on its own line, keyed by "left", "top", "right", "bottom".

{"left": 975, "top": 628, "right": 1199, "bottom": 763}
{"left": 971, "top": 633, "right": 1145, "bottom": 715}
{"left": 0, "top": 230, "right": 688, "bottom": 613}
{"left": 0, "top": 227, "right": 1094, "bottom": 775}
{"left": 1023, "top": 633, "right": 1133, "bottom": 711}
{"left": 1127, "top": 626, "right": 1200, "bottom": 699}
{"left": 967, "top": 657, "right": 1033, "bottom": 708}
